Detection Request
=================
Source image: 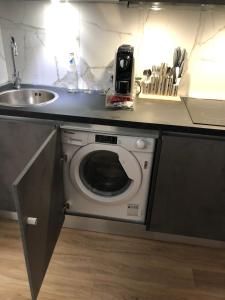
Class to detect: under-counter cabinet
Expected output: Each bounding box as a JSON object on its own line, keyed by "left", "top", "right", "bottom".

{"left": 0, "top": 119, "right": 62, "bottom": 299}
{"left": 149, "top": 133, "right": 225, "bottom": 241}
{"left": 13, "top": 127, "right": 65, "bottom": 300}
{"left": 121, "top": 0, "right": 225, "bottom": 4}
{"left": 0, "top": 117, "right": 64, "bottom": 299}
{"left": 5, "top": 121, "right": 225, "bottom": 300}
{"left": 0, "top": 118, "right": 54, "bottom": 211}
{"left": 10, "top": 122, "right": 157, "bottom": 300}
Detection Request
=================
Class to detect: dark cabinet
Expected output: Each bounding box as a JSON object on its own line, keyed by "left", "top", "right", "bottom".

{"left": 120, "top": 0, "right": 225, "bottom": 4}
{"left": 13, "top": 128, "right": 65, "bottom": 300}
{"left": 150, "top": 134, "right": 225, "bottom": 241}
{"left": 8, "top": 122, "right": 225, "bottom": 299}
{"left": 0, "top": 119, "right": 53, "bottom": 211}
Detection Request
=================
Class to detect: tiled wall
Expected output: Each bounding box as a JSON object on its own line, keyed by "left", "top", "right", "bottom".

{"left": 0, "top": 1, "right": 225, "bottom": 99}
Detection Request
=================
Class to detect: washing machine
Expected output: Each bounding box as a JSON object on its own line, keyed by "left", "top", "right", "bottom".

{"left": 61, "top": 124, "right": 157, "bottom": 223}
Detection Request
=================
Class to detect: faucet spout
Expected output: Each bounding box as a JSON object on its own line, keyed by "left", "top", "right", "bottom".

{"left": 11, "top": 36, "right": 21, "bottom": 89}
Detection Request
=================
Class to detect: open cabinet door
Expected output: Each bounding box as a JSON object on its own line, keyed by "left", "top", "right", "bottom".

{"left": 12, "top": 128, "right": 65, "bottom": 300}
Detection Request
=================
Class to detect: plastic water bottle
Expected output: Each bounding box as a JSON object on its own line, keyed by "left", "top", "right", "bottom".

{"left": 67, "top": 52, "right": 78, "bottom": 92}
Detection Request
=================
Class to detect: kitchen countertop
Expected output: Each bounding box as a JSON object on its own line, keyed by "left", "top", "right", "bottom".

{"left": 0, "top": 83, "right": 225, "bottom": 135}
{"left": 185, "top": 98, "right": 225, "bottom": 127}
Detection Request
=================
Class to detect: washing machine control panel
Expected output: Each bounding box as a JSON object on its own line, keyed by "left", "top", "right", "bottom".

{"left": 62, "top": 129, "right": 155, "bottom": 153}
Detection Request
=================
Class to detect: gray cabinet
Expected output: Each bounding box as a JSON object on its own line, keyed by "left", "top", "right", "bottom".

{"left": 5, "top": 119, "right": 225, "bottom": 298}
{"left": 0, "top": 118, "right": 65, "bottom": 299}
{"left": 13, "top": 128, "right": 65, "bottom": 300}
{"left": 0, "top": 119, "right": 53, "bottom": 211}
{"left": 150, "top": 133, "right": 225, "bottom": 241}
{"left": 121, "top": 0, "right": 225, "bottom": 4}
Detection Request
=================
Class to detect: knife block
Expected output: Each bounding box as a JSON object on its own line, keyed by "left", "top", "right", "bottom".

{"left": 138, "top": 93, "right": 181, "bottom": 102}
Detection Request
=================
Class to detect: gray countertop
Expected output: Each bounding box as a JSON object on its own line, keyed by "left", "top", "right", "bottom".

{"left": 185, "top": 98, "right": 225, "bottom": 127}
{"left": 0, "top": 83, "right": 225, "bottom": 135}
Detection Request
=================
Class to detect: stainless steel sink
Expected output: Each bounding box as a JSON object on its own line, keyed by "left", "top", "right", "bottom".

{"left": 0, "top": 89, "right": 58, "bottom": 107}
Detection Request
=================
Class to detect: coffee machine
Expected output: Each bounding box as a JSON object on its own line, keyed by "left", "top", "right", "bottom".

{"left": 114, "top": 44, "right": 135, "bottom": 95}
{"left": 106, "top": 45, "right": 135, "bottom": 109}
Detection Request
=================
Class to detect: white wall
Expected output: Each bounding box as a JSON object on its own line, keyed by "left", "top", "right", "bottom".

{"left": 0, "top": 25, "right": 8, "bottom": 84}
{"left": 0, "top": 1, "right": 225, "bottom": 99}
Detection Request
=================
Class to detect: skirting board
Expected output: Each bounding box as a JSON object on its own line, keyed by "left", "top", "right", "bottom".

{"left": 64, "top": 215, "right": 225, "bottom": 249}
{"left": 0, "top": 210, "right": 18, "bottom": 220}
{"left": 1, "top": 210, "right": 225, "bottom": 249}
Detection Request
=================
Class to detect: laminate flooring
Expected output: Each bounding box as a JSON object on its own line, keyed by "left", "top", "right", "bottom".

{"left": 1, "top": 219, "right": 225, "bottom": 300}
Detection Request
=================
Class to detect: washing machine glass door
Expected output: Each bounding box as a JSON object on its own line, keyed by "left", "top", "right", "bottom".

{"left": 70, "top": 144, "right": 142, "bottom": 204}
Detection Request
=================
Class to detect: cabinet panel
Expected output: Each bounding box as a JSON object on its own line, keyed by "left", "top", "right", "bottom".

{"left": 13, "top": 129, "right": 65, "bottom": 300}
{"left": 150, "top": 134, "right": 225, "bottom": 241}
{"left": 0, "top": 119, "right": 53, "bottom": 211}
{"left": 121, "top": 0, "right": 225, "bottom": 4}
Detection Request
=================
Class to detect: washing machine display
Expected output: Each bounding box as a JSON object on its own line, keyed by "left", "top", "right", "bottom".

{"left": 62, "top": 126, "right": 156, "bottom": 224}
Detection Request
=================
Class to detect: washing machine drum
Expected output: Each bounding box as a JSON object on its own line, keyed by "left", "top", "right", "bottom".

{"left": 70, "top": 144, "right": 142, "bottom": 204}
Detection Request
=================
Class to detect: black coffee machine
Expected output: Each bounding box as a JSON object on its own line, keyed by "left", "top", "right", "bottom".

{"left": 114, "top": 44, "right": 134, "bottom": 95}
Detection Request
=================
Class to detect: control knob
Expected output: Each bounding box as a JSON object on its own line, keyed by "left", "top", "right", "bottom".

{"left": 136, "top": 139, "right": 146, "bottom": 149}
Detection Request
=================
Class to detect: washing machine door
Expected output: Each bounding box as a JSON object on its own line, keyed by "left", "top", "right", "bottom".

{"left": 70, "top": 143, "right": 142, "bottom": 204}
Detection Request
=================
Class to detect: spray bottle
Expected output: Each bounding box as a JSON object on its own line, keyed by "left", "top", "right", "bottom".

{"left": 67, "top": 52, "right": 78, "bottom": 92}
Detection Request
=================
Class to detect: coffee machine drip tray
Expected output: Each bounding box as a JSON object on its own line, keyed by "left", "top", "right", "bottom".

{"left": 185, "top": 98, "right": 225, "bottom": 127}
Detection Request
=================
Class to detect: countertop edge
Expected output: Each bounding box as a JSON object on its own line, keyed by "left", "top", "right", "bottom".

{"left": 1, "top": 108, "right": 225, "bottom": 138}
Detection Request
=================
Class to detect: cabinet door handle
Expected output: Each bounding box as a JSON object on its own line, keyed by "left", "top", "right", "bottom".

{"left": 26, "top": 217, "right": 38, "bottom": 226}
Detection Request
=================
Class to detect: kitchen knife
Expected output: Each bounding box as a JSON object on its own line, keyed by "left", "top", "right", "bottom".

{"left": 173, "top": 47, "right": 182, "bottom": 68}
{"left": 178, "top": 48, "right": 187, "bottom": 67}
{"left": 178, "top": 60, "right": 185, "bottom": 78}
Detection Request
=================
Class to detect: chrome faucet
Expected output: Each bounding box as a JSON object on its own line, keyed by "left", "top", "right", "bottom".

{"left": 11, "top": 36, "right": 21, "bottom": 89}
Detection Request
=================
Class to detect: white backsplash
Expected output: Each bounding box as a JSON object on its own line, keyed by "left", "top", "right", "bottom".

{"left": 0, "top": 1, "right": 225, "bottom": 99}
{"left": 0, "top": 26, "right": 8, "bottom": 85}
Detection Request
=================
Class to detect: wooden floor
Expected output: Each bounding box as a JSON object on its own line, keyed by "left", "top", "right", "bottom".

{"left": 1, "top": 220, "right": 225, "bottom": 300}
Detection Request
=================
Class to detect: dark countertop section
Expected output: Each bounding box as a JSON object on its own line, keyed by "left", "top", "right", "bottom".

{"left": 185, "top": 98, "right": 225, "bottom": 127}
{"left": 1, "top": 83, "right": 225, "bottom": 136}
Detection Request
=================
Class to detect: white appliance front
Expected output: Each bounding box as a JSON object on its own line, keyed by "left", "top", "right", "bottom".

{"left": 62, "top": 128, "right": 155, "bottom": 223}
